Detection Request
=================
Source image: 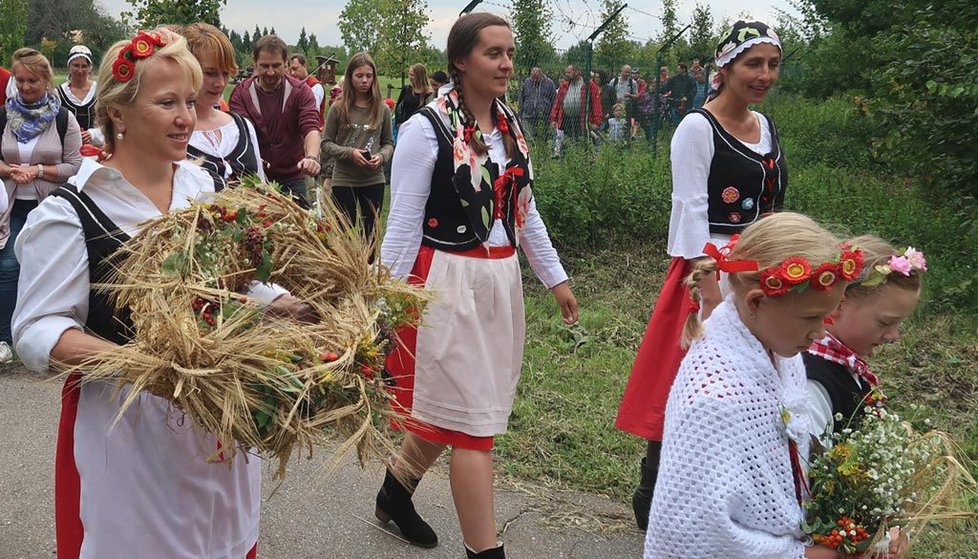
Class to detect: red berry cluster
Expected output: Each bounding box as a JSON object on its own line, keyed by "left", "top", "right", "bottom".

{"left": 813, "top": 516, "right": 869, "bottom": 550}
{"left": 243, "top": 225, "right": 265, "bottom": 266}
{"left": 191, "top": 296, "right": 217, "bottom": 327}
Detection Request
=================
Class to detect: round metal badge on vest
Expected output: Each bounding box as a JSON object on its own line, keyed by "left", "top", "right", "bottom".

{"left": 722, "top": 186, "right": 740, "bottom": 204}
{"left": 457, "top": 225, "right": 467, "bottom": 234}
{"left": 729, "top": 212, "right": 742, "bottom": 223}
{"left": 741, "top": 198, "right": 755, "bottom": 210}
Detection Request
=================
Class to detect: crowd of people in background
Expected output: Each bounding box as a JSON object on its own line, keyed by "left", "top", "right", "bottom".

{"left": 515, "top": 58, "right": 716, "bottom": 154}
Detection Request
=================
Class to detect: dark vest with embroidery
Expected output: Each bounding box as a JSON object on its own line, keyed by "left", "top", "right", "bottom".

{"left": 803, "top": 352, "right": 871, "bottom": 434}
{"left": 49, "top": 186, "right": 134, "bottom": 345}
{"left": 417, "top": 104, "right": 532, "bottom": 251}
{"left": 186, "top": 112, "right": 261, "bottom": 190}
{"left": 56, "top": 84, "right": 96, "bottom": 131}
{"left": 692, "top": 108, "right": 787, "bottom": 234}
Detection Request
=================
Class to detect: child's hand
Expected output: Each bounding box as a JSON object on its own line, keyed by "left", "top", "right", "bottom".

{"left": 551, "top": 281, "right": 579, "bottom": 325}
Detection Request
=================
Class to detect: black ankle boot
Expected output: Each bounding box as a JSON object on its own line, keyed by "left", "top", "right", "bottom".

{"left": 631, "top": 441, "right": 661, "bottom": 531}
{"left": 465, "top": 543, "right": 505, "bottom": 558}
{"left": 375, "top": 469, "right": 438, "bottom": 548}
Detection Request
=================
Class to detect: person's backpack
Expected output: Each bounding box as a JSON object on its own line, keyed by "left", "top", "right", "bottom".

{"left": 0, "top": 105, "right": 70, "bottom": 156}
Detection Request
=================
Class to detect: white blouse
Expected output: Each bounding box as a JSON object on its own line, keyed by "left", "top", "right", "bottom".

{"left": 12, "top": 158, "right": 284, "bottom": 558}
{"left": 382, "top": 107, "right": 569, "bottom": 289}
{"left": 190, "top": 115, "right": 267, "bottom": 181}
{"left": 667, "top": 111, "right": 772, "bottom": 259}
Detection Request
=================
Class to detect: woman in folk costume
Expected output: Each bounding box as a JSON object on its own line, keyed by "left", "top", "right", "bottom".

{"left": 378, "top": 12, "right": 578, "bottom": 559}
{"left": 645, "top": 212, "right": 864, "bottom": 559}
{"left": 56, "top": 45, "right": 104, "bottom": 147}
{"left": 616, "top": 20, "right": 788, "bottom": 530}
{"left": 12, "top": 29, "right": 307, "bottom": 559}
{"left": 182, "top": 23, "right": 266, "bottom": 189}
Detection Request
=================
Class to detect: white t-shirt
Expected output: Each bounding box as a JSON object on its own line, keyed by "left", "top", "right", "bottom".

{"left": 667, "top": 110, "right": 772, "bottom": 259}
{"left": 13, "top": 159, "right": 286, "bottom": 558}
{"left": 381, "top": 105, "right": 568, "bottom": 289}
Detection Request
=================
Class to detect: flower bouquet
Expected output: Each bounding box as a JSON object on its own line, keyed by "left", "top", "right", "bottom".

{"left": 67, "top": 177, "right": 427, "bottom": 477}
{"left": 803, "top": 389, "right": 976, "bottom": 556}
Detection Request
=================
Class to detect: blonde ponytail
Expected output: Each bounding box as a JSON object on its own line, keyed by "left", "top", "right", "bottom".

{"left": 681, "top": 258, "right": 720, "bottom": 348}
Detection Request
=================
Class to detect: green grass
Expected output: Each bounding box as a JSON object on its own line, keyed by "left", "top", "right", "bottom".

{"left": 489, "top": 95, "right": 978, "bottom": 555}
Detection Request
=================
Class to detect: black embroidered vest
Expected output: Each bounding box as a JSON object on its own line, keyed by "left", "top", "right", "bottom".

{"left": 49, "top": 186, "right": 134, "bottom": 345}
{"left": 186, "top": 112, "right": 261, "bottom": 190}
{"left": 803, "top": 352, "right": 871, "bottom": 435}
{"left": 417, "top": 104, "right": 532, "bottom": 251}
{"left": 692, "top": 108, "right": 787, "bottom": 235}
{"left": 56, "top": 85, "right": 96, "bottom": 131}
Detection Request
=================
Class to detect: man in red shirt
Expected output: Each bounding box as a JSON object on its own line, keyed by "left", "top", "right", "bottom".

{"left": 229, "top": 35, "right": 321, "bottom": 203}
{"left": 288, "top": 53, "right": 325, "bottom": 130}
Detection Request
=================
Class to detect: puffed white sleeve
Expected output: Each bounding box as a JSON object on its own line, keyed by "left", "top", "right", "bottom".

{"left": 666, "top": 112, "right": 715, "bottom": 259}
{"left": 312, "top": 83, "right": 325, "bottom": 111}
{"left": 806, "top": 379, "right": 835, "bottom": 441}
{"left": 12, "top": 196, "right": 92, "bottom": 373}
{"left": 518, "top": 196, "right": 568, "bottom": 288}
{"left": 380, "top": 114, "right": 437, "bottom": 279}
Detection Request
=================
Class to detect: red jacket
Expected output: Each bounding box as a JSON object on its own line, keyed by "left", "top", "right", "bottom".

{"left": 305, "top": 75, "right": 326, "bottom": 129}
{"left": 0, "top": 67, "right": 10, "bottom": 106}
{"left": 550, "top": 79, "right": 603, "bottom": 130}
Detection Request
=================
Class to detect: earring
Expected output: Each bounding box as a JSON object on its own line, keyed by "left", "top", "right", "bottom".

{"left": 116, "top": 132, "right": 124, "bottom": 141}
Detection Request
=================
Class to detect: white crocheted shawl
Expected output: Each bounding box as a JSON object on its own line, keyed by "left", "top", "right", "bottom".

{"left": 645, "top": 300, "right": 811, "bottom": 559}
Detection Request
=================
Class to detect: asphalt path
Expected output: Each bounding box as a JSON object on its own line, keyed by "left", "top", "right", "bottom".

{"left": 0, "top": 365, "right": 643, "bottom": 558}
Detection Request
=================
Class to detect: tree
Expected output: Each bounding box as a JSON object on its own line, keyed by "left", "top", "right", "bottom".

{"left": 375, "top": 0, "right": 431, "bottom": 79}
{"left": 511, "top": 0, "right": 553, "bottom": 76}
{"left": 270, "top": 27, "right": 276, "bottom": 36}
{"left": 297, "top": 27, "right": 308, "bottom": 52}
{"left": 659, "top": 0, "right": 679, "bottom": 42}
{"left": 338, "top": 0, "right": 383, "bottom": 55}
{"left": 308, "top": 33, "right": 320, "bottom": 55}
{"left": 0, "top": 0, "right": 29, "bottom": 61}
{"left": 687, "top": 2, "right": 715, "bottom": 61}
{"left": 261, "top": 26, "right": 268, "bottom": 37}
{"left": 242, "top": 30, "right": 251, "bottom": 52}
{"left": 126, "top": 0, "right": 226, "bottom": 28}
{"left": 594, "top": 0, "right": 633, "bottom": 68}
{"left": 253, "top": 25, "right": 261, "bottom": 41}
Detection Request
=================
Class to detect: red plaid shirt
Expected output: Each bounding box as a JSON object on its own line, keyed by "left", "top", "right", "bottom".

{"left": 807, "top": 333, "right": 880, "bottom": 387}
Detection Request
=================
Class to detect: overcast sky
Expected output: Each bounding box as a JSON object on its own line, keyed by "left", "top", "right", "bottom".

{"left": 98, "top": 0, "right": 795, "bottom": 50}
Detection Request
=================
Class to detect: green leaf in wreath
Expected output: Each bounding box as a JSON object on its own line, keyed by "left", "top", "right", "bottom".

{"left": 236, "top": 207, "right": 248, "bottom": 224}
{"left": 256, "top": 251, "right": 273, "bottom": 282}
{"left": 481, "top": 166, "right": 491, "bottom": 186}
{"left": 162, "top": 251, "right": 189, "bottom": 277}
{"left": 481, "top": 205, "right": 491, "bottom": 229}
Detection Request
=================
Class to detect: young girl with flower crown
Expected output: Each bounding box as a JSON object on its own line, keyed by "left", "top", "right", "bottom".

{"left": 377, "top": 12, "right": 578, "bottom": 559}
{"left": 804, "top": 236, "right": 925, "bottom": 438}
{"left": 644, "top": 212, "right": 864, "bottom": 559}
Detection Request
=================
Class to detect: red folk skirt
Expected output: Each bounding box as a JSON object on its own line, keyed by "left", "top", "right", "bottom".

{"left": 615, "top": 257, "right": 694, "bottom": 441}
{"left": 386, "top": 244, "right": 518, "bottom": 452}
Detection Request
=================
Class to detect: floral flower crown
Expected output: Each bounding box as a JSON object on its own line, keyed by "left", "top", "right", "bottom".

{"left": 855, "top": 246, "right": 927, "bottom": 288}
{"left": 702, "top": 235, "right": 865, "bottom": 296}
{"left": 112, "top": 30, "right": 169, "bottom": 83}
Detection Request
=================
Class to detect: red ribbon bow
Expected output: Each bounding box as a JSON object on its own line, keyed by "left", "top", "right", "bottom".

{"left": 79, "top": 144, "right": 108, "bottom": 162}
{"left": 702, "top": 239, "right": 759, "bottom": 273}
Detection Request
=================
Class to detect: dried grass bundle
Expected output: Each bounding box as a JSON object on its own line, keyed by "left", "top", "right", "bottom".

{"left": 66, "top": 179, "right": 426, "bottom": 478}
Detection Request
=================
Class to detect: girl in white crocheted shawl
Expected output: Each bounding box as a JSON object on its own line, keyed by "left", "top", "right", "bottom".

{"left": 645, "top": 212, "right": 865, "bottom": 559}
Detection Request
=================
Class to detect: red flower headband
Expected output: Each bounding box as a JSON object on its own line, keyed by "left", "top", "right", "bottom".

{"left": 702, "top": 237, "right": 865, "bottom": 296}
{"left": 112, "top": 30, "right": 169, "bottom": 83}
